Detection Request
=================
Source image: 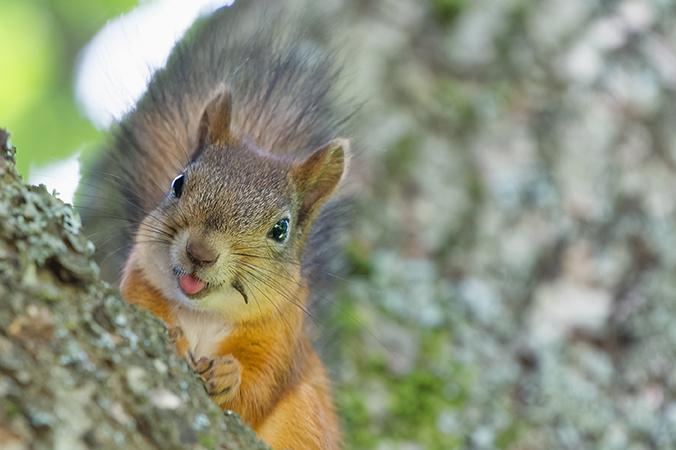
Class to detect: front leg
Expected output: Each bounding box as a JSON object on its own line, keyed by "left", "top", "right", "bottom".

{"left": 189, "top": 353, "right": 242, "bottom": 403}
{"left": 180, "top": 317, "right": 303, "bottom": 427}
{"left": 168, "top": 327, "right": 242, "bottom": 403}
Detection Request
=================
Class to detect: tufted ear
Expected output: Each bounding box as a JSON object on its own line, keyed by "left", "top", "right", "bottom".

{"left": 292, "top": 138, "right": 349, "bottom": 229}
{"left": 197, "top": 90, "right": 233, "bottom": 148}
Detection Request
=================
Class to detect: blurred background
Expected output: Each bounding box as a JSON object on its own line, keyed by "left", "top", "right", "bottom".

{"left": 4, "top": 0, "right": 676, "bottom": 449}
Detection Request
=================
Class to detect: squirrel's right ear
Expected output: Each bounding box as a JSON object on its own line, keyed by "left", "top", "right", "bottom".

{"left": 197, "top": 90, "right": 233, "bottom": 148}
{"left": 292, "top": 138, "right": 350, "bottom": 229}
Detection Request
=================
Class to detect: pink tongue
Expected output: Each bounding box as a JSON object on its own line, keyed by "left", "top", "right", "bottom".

{"left": 178, "top": 274, "right": 206, "bottom": 295}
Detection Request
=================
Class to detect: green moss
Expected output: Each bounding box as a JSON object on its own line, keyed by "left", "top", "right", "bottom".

{"left": 389, "top": 370, "right": 444, "bottom": 426}
{"left": 385, "top": 353, "right": 472, "bottom": 450}
{"left": 329, "top": 293, "right": 368, "bottom": 338}
{"left": 430, "top": 0, "right": 468, "bottom": 25}
{"left": 383, "top": 133, "right": 419, "bottom": 181}
{"left": 385, "top": 363, "right": 467, "bottom": 449}
{"left": 344, "top": 239, "right": 373, "bottom": 277}
{"left": 198, "top": 433, "right": 217, "bottom": 450}
{"left": 334, "top": 314, "right": 467, "bottom": 449}
{"left": 496, "top": 423, "right": 523, "bottom": 449}
{"left": 435, "top": 79, "right": 479, "bottom": 130}
{"left": 336, "top": 388, "right": 379, "bottom": 449}
{"left": 3, "top": 401, "right": 20, "bottom": 419}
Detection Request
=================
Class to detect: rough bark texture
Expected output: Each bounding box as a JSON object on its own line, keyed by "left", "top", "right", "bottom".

{"left": 316, "top": 0, "right": 676, "bottom": 448}
{"left": 0, "top": 128, "right": 268, "bottom": 450}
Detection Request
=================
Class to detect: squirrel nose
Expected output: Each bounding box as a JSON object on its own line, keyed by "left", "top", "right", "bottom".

{"left": 186, "top": 238, "right": 219, "bottom": 267}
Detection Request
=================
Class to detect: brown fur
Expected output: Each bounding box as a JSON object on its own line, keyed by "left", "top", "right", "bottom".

{"left": 117, "top": 127, "right": 347, "bottom": 448}
{"left": 121, "top": 258, "right": 341, "bottom": 449}
{"left": 81, "top": 3, "right": 353, "bottom": 448}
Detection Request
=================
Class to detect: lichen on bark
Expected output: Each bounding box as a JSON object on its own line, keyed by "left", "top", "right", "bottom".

{"left": 0, "top": 128, "right": 268, "bottom": 450}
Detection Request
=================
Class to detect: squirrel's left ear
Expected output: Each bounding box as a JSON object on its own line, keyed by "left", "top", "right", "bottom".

{"left": 197, "top": 90, "right": 233, "bottom": 148}
{"left": 292, "top": 138, "right": 350, "bottom": 228}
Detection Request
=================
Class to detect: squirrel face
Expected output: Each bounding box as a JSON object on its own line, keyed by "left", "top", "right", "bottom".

{"left": 133, "top": 90, "right": 349, "bottom": 322}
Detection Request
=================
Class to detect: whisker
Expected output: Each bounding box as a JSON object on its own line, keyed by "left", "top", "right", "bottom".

{"left": 236, "top": 261, "right": 318, "bottom": 326}
{"left": 237, "top": 267, "right": 296, "bottom": 337}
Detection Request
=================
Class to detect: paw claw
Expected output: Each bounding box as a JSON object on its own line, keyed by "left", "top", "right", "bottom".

{"left": 187, "top": 351, "right": 198, "bottom": 369}
{"left": 167, "top": 326, "right": 184, "bottom": 342}
{"left": 189, "top": 354, "right": 241, "bottom": 403}
{"left": 194, "top": 357, "right": 213, "bottom": 374}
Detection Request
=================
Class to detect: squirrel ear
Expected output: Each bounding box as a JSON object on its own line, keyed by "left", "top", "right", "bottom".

{"left": 292, "top": 138, "right": 349, "bottom": 227}
{"left": 198, "top": 90, "right": 232, "bottom": 147}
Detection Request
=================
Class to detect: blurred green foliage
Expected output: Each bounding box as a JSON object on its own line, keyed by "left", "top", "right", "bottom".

{"left": 430, "top": 0, "right": 468, "bottom": 25}
{"left": 0, "top": 0, "right": 136, "bottom": 177}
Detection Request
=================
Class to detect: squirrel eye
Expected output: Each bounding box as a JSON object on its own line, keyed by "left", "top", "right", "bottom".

{"left": 171, "top": 174, "right": 185, "bottom": 198}
{"left": 268, "top": 218, "right": 290, "bottom": 243}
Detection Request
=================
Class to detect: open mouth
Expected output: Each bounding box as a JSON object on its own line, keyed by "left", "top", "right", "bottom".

{"left": 177, "top": 273, "right": 207, "bottom": 297}
{"left": 174, "top": 269, "right": 248, "bottom": 304}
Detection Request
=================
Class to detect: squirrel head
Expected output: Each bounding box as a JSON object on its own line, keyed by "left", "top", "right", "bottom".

{"left": 134, "top": 90, "right": 349, "bottom": 321}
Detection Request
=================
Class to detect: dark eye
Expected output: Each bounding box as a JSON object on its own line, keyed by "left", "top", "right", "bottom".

{"left": 171, "top": 174, "right": 185, "bottom": 198}
{"left": 268, "top": 218, "right": 290, "bottom": 243}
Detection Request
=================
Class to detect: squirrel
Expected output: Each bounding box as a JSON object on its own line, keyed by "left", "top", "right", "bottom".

{"left": 80, "top": 1, "right": 352, "bottom": 449}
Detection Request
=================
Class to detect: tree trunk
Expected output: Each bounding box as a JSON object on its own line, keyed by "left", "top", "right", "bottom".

{"left": 0, "top": 129, "right": 268, "bottom": 450}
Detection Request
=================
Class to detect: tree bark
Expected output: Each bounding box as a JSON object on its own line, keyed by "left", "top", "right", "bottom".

{"left": 0, "top": 129, "right": 268, "bottom": 450}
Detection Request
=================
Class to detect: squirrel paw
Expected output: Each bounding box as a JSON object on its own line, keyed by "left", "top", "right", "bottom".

{"left": 167, "top": 325, "right": 189, "bottom": 356}
{"left": 167, "top": 325, "right": 184, "bottom": 342}
{"left": 188, "top": 353, "right": 242, "bottom": 403}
